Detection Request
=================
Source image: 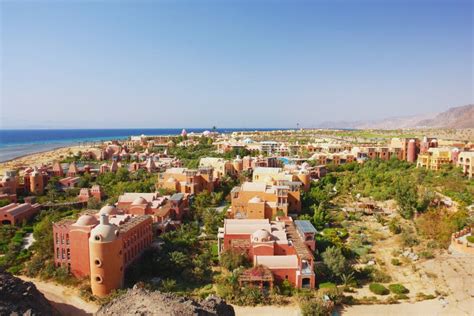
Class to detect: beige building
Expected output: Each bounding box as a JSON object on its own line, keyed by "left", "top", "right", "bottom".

{"left": 458, "top": 152, "right": 474, "bottom": 179}
{"left": 229, "top": 181, "right": 301, "bottom": 220}
{"left": 252, "top": 167, "right": 310, "bottom": 192}
{"left": 157, "top": 167, "right": 216, "bottom": 194}
{"left": 416, "top": 147, "right": 453, "bottom": 171}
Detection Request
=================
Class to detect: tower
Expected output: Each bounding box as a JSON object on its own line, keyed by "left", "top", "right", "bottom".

{"left": 407, "top": 139, "right": 416, "bottom": 163}
{"left": 88, "top": 215, "right": 123, "bottom": 297}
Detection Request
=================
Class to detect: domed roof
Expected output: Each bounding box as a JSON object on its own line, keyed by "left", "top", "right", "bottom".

{"left": 75, "top": 215, "right": 99, "bottom": 226}
{"left": 131, "top": 197, "right": 147, "bottom": 205}
{"left": 252, "top": 229, "right": 273, "bottom": 243}
{"left": 89, "top": 217, "right": 119, "bottom": 243}
{"left": 99, "top": 205, "right": 118, "bottom": 216}
{"left": 249, "top": 196, "right": 263, "bottom": 203}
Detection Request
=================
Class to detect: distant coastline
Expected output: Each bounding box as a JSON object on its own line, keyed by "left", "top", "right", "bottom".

{"left": 0, "top": 128, "right": 284, "bottom": 162}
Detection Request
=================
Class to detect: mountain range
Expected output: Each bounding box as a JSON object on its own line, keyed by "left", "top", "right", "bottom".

{"left": 317, "top": 104, "right": 473, "bottom": 129}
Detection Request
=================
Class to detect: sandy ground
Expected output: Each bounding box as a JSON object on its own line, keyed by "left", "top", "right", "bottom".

{"left": 18, "top": 276, "right": 99, "bottom": 316}
{"left": 341, "top": 215, "right": 474, "bottom": 316}
{"left": 233, "top": 305, "right": 301, "bottom": 316}
{"left": 0, "top": 145, "right": 93, "bottom": 175}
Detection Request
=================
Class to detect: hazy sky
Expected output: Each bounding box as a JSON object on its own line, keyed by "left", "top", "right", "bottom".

{"left": 1, "top": 0, "right": 472, "bottom": 129}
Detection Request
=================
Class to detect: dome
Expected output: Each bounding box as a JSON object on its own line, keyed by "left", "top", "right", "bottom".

{"left": 249, "top": 196, "right": 263, "bottom": 203}
{"left": 167, "top": 177, "right": 176, "bottom": 183}
{"left": 131, "top": 197, "right": 147, "bottom": 206}
{"left": 75, "top": 215, "right": 99, "bottom": 226}
{"left": 99, "top": 205, "right": 118, "bottom": 216}
{"left": 90, "top": 217, "right": 119, "bottom": 243}
{"left": 252, "top": 229, "right": 273, "bottom": 243}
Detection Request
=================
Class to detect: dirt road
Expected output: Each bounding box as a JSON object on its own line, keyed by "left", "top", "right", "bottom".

{"left": 18, "top": 276, "right": 99, "bottom": 316}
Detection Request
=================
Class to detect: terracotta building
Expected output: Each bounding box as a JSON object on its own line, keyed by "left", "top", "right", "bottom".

{"left": 0, "top": 202, "right": 41, "bottom": 225}
{"left": 229, "top": 181, "right": 302, "bottom": 220}
{"left": 53, "top": 205, "right": 153, "bottom": 297}
{"left": 117, "top": 192, "right": 190, "bottom": 226}
{"left": 78, "top": 185, "right": 104, "bottom": 202}
{"left": 218, "top": 218, "right": 316, "bottom": 289}
{"left": 23, "top": 167, "right": 49, "bottom": 195}
{"left": 157, "top": 167, "right": 216, "bottom": 194}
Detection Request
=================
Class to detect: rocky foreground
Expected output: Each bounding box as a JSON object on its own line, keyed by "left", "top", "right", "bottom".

{"left": 97, "top": 287, "right": 235, "bottom": 316}
{"left": 0, "top": 271, "right": 58, "bottom": 316}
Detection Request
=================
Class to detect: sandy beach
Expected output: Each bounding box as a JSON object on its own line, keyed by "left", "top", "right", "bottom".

{"left": 0, "top": 145, "right": 96, "bottom": 176}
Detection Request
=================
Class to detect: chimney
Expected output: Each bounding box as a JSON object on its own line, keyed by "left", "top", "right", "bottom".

{"left": 100, "top": 214, "right": 109, "bottom": 225}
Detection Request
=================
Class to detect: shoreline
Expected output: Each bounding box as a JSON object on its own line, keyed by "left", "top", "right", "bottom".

{"left": 0, "top": 144, "right": 98, "bottom": 176}
{"left": 0, "top": 144, "right": 74, "bottom": 163}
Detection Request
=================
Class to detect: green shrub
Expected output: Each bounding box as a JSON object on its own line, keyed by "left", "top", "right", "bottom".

{"left": 318, "top": 282, "right": 336, "bottom": 289}
{"left": 394, "top": 293, "right": 409, "bottom": 300}
{"left": 219, "top": 249, "right": 248, "bottom": 271}
{"left": 419, "top": 250, "right": 434, "bottom": 259}
{"left": 300, "top": 298, "right": 331, "bottom": 316}
{"left": 466, "top": 235, "right": 474, "bottom": 243}
{"left": 369, "top": 283, "right": 389, "bottom": 295}
{"left": 391, "top": 258, "right": 401, "bottom": 266}
{"left": 388, "top": 283, "right": 409, "bottom": 294}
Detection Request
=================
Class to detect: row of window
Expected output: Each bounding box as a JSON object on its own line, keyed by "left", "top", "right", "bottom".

{"left": 56, "top": 247, "right": 71, "bottom": 260}
{"left": 55, "top": 232, "right": 70, "bottom": 245}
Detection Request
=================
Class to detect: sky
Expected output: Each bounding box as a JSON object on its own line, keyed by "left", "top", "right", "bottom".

{"left": 0, "top": 0, "right": 472, "bottom": 129}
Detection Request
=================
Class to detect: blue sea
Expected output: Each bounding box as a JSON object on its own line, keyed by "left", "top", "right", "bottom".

{"left": 0, "top": 128, "right": 279, "bottom": 162}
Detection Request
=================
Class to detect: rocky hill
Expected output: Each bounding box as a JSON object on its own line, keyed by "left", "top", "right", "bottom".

{"left": 317, "top": 104, "right": 473, "bottom": 129}
{"left": 0, "top": 271, "right": 58, "bottom": 316}
{"left": 97, "top": 287, "right": 235, "bottom": 316}
{"left": 416, "top": 104, "right": 474, "bottom": 128}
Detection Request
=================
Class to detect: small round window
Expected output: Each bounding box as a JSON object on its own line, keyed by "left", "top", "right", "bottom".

{"left": 94, "top": 259, "right": 102, "bottom": 267}
{"left": 95, "top": 275, "right": 103, "bottom": 284}
{"left": 94, "top": 235, "right": 101, "bottom": 241}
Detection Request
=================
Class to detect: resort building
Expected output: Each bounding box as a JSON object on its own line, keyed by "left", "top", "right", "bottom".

{"left": 157, "top": 167, "right": 216, "bottom": 194}
{"left": 218, "top": 218, "right": 316, "bottom": 289}
{"left": 242, "top": 156, "right": 280, "bottom": 171}
{"left": 0, "top": 170, "right": 19, "bottom": 196}
{"left": 228, "top": 181, "right": 302, "bottom": 220}
{"left": 52, "top": 206, "right": 153, "bottom": 297}
{"left": 458, "top": 152, "right": 474, "bottom": 179}
{"left": 78, "top": 185, "right": 104, "bottom": 202}
{"left": 52, "top": 161, "right": 64, "bottom": 177}
{"left": 199, "top": 157, "right": 242, "bottom": 178}
{"left": 416, "top": 148, "right": 454, "bottom": 171}
{"left": 252, "top": 167, "right": 310, "bottom": 192}
{"left": 117, "top": 192, "right": 190, "bottom": 226}
{"left": 0, "top": 202, "right": 41, "bottom": 225}
{"left": 23, "top": 167, "right": 49, "bottom": 195}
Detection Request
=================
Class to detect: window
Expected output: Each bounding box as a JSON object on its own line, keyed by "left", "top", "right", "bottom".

{"left": 67, "top": 249, "right": 70, "bottom": 260}
{"left": 94, "top": 258, "right": 102, "bottom": 267}
{"left": 95, "top": 275, "right": 103, "bottom": 284}
{"left": 94, "top": 235, "right": 101, "bottom": 241}
{"left": 66, "top": 234, "right": 70, "bottom": 245}
{"left": 56, "top": 248, "right": 59, "bottom": 259}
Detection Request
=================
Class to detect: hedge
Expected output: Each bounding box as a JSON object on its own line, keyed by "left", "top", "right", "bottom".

{"left": 389, "top": 284, "right": 409, "bottom": 294}
{"left": 466, "top": 235, "right": 474, "bottom": 243}
{"left": 369, "top": 283, "right": 389, "bottom": 295}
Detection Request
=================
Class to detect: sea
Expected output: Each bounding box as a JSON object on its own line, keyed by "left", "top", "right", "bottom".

{"left": 0, "top": 128, "right": 280, "bottom": 162}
